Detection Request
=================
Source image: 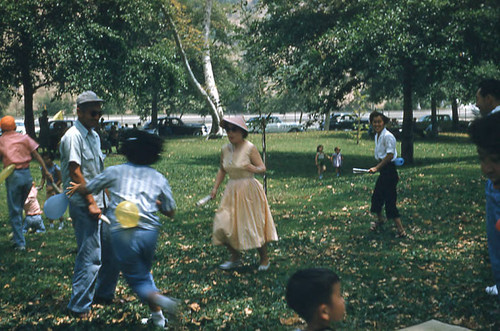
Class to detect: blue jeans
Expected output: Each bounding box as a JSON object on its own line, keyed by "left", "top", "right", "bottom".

{"left": 6, "top": 169, "right": 32, "bottom": 248}
{"left": 23, "top": 215, "right": 46, "bottom": 233}
{"left": 486, "top": 180, "right": 500, "bottom": 300}
{"left": 67, "top": 202, "right": 120, "bottom": 313}
{"left": 112, "top": 228, "right": 159, "bottom": 302}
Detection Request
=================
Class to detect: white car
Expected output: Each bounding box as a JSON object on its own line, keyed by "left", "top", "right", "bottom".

{"left": 246, "top": 116, "right": 304, "bottom": 133}
{"left": 15, "top": 120, "right": 26, "bottom": 134}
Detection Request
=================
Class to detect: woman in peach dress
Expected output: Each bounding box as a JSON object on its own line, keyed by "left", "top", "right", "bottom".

{"left": 210, "top": 116, "right": 278, "bottom": 271}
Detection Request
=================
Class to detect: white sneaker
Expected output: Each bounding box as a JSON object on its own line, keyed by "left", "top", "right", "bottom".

{"left": 219, "top": 260, "right": 242, "bottom": 270}
{"left": 486, "top": 285, "right": 498, "bottom": 295}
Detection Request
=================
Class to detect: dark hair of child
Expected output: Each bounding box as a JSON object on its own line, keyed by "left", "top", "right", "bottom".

{"left": 286, "top": 268, "right": 340, "bottom": 323}
{"left": 119, "top": 130, "right": 164, "bottom": 165}
{"left": 468, "top": 112, "right": 500, "bottom": 154}
{"left": 317, "top": 145, "right": 323, "bottom": 152}
{"left": 42, "top": 151, "right": 55, "bottom": 160}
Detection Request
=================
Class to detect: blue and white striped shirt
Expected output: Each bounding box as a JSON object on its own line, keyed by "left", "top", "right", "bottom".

{"left": 86, "top": 162, "right": 176, "bottom": 231}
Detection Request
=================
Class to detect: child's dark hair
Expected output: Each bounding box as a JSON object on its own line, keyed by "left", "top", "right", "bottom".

{"left": 41, "top": 151, "right": 54, "bottom": 160}
{"left": 369, "top": 111, "right": 389, "bottom": 124}
{"left": 317, "top": 145, "right": 323, "bottom": 152}
{"left": 468, "top": 112, "right": 500, "bottom": 154}
{"left": 119, "top": 130, "right": 164, "bottom": 165}
{"left": 286, "top": 268, "right": 340, "bottom": 323}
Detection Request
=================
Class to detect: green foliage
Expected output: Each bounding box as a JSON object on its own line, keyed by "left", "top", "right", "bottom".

{"left": 0, "top": 131, "right": 496, "bottom": 330}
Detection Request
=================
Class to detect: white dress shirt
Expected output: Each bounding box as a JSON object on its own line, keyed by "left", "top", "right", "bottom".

{"left": 374, "top": 128, "right": 397, "bottom": 162}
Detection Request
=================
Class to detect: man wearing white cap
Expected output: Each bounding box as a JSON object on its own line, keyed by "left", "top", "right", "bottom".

{"left": 60, "top": 91, "right": 119, "bottom": 317}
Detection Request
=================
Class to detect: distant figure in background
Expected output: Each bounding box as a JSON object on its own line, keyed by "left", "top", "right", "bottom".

{"left": 368, "top": 111, "right": 406, "bottom": 238}
{"left": 331, "top": 147, "right": 344, "bottom": 178}
{"left": 315, "top": 145, "right": 327, "bottom": 180}
{"left": 0, "top": 116, "right": 52, "bottom": 250}
{"left": 109, "top": 125, "right": 119, "bottom": 153}
{"left": 475, "top": 79, "right": 500, "bottom": 116}
{"left": 38, "top": 110, "right": 50, "bottom": 152}
{"left": 23, "top": 182, "right": 46, "bottom": 234}
{"left": 286, "top": 268, "right": 346, "bottom": 331}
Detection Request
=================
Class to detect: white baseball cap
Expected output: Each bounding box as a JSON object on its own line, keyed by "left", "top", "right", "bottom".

{"left": 76, "top": 91, "right": 104, "bottom": 106}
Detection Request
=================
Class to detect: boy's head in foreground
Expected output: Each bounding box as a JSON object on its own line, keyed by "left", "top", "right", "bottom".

{"left": 286, "top": 268, "right": 345, "bottom": 330}
{"left": 119, "top": 130, "right": 164, "bottom": 166}
{"left": 468, "top": 112, "right": 500, "bottom": 190}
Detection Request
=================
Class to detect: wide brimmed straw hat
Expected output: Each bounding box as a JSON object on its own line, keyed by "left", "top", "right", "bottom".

{"left": 220, "top": 116, "right": 248, "bottom": 133}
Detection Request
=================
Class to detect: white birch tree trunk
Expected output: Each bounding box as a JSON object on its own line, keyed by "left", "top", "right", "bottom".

{"left": 203, "top": 0, "right": 224, "bottom": 135}
{"left": 163, "top": 3, "right": 223, "bottom": 138}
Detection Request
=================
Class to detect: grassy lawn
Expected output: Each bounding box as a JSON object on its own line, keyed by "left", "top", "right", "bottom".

{"left": 0, "top": 130, "right": 496, "bottom": 330}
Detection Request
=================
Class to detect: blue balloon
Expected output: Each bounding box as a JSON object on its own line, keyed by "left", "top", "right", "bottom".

{"left": 44, "top": 193, "right": 69, "bottom": 220}
{"left": 394, "top": 157, "right": 405, "bottom": 166}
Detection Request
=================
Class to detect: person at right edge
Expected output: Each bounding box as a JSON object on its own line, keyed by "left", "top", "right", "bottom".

{"left": 473, "top": 79, "right": 500, "bottom": 297}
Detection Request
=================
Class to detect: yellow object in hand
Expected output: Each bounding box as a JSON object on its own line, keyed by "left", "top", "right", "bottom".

{"left": 0, "top": 164, "right": 15, "bottom": 184}
{"left": 115, "top": 200, "right": 140, "bottom": 228}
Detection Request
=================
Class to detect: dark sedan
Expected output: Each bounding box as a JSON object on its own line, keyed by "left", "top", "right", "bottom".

{"left": 144, "top": 117, "right": 207, "bottom": 137}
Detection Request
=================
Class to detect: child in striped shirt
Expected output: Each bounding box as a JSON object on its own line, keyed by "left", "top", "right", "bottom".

{"left": 68, "top": 130, "right": 178, "bottom": 328}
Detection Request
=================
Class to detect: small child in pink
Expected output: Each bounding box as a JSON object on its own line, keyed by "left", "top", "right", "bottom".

{"left": 22, "top": 183, "right": 46, "bottom": 233}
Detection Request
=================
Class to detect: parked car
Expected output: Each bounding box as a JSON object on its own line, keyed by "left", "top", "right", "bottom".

{"left": 414, "top": 114, "right": 469, "bottom": 137}
{"left": 102, "top": 120, "right": 122, "bottom": 132}
{"left": 246, "top": 116, "right": 304, "bottom": 133}
{"left": 48, "top": 120, "right": 74, "bottom": 152}
{"left": 322, "top": 113, "right": 369, "bottom": 131}
{"left": 15, "top": 120, "right": 26, "bottom": 134}
{"left": 143, "top": 116, "right": 207, "bottom": 137}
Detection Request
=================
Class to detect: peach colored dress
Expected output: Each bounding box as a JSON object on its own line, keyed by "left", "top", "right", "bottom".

{"left": 213, "top": 141, "right": 278, "bottom": 250}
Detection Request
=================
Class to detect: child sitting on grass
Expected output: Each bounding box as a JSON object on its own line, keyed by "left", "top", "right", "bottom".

{"left": 22, "top": 182, "right": 46, "bottom": 234}
{"left": 39, "top": 152, "right": 64, "bottom": 229}
{"left": 468, "top": 112, "right": 500, "bottom": 299}
{"left": 68, "top": 130, "right": 178, "bottom": 328}
{"left": 286, "top": 268, "right": 346, "bottom": 331}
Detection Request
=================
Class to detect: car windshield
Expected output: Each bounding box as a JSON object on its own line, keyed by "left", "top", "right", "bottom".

{"left": 418, "top": 115, "right": 430, "bottom": 122}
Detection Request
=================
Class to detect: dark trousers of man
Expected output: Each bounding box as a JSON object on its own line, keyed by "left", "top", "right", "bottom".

{"left": 370, "top": 162, "right": 400, "bottom": 219}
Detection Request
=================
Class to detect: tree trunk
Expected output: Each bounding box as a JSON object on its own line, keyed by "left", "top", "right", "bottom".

{"left": 401, "top": 61, "right": 414, "bottom": 163}
{"left": 20, "top": 33, "right": 36, "bottom": 139}
{"left": 163, "top": 8, "right": 222, "bottom": 138}
{"left": 430, "top": 95, "right": 438, "bottom": 138}
{"left": 451, "top": 98, "right": 458, "bottom": 131}
{"left": 324, "top": 110, "right": 331, "bottom": 131}
{"left": 202, "top": 0, "right": 224, "bottom": 136}
{"left": 151, "top": 85, "right": 158, "bottom": 130}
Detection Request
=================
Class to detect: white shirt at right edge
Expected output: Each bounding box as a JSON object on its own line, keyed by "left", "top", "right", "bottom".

{"left": 374, "top": 128, "right": 397, "bottom": 162}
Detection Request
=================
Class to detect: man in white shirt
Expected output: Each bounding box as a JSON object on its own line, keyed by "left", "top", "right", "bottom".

{"left": 60, "top": 91, "right": 119, "bottom": 317}
{"left": 476, "top": 79, "right": 500, "bottom": 116}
